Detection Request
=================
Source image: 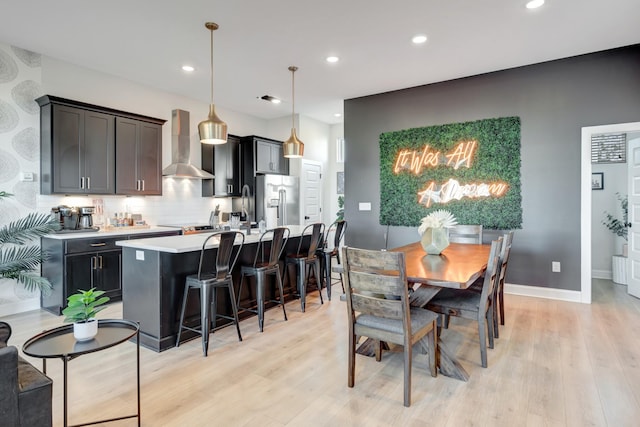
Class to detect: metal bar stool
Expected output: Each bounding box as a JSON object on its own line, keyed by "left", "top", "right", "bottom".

{"left": 285, "top": 222, "right": 325, "bottom": 312}
{"left": 316, "top": 220, "right": 347, "bottom": 301}
{"left": 237, "top": 227, "right": 290, "bottom": 332}
{"left": 176, "top": 231, "right": 244, "bottom": 356}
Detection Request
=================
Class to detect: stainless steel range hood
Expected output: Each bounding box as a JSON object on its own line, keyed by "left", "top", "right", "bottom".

{"left": 162, "top": 109, "right": 214, "bottom": 179}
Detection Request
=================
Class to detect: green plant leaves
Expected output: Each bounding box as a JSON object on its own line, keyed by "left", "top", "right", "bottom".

{"left": 62, "top": 288, "right": 110, "bottom": 323}
{"left": 379, "top": 116, "right": 522, "bottom": 229}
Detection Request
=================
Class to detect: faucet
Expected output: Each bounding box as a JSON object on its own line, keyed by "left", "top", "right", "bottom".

{"left": 241, "top": 184, "right": 251, "bottom": 222}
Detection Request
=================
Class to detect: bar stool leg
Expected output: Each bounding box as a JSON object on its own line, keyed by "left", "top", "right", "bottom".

{"left": 323, "top": 252, "right": 332, "bottom": 301}
{"left": 201, "top": 284, "right": 211, "bottom": 357}
{"left": 255, "top": 272, "right": 266, "bottom": 332}
{"left": 227, "top": 280, "right": 243, "bottom": 342}
{"left": 314, "top": 258, "right": 324, "bottom": 305}
{"left": 176, "top": 283, "right": 191, "bottom": 347}
{"left": 275, "top": 268, "right": 288, "bottom": 321}
{"left": 297, "top": 259, "right": 307, "bottom": 312}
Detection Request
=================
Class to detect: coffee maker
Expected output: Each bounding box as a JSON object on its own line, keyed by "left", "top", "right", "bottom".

{"left": 78, "top": 206, "right": 95, "bottom": 229}
{"left": 51, "top": 205, "right": 79, "bottom": 230}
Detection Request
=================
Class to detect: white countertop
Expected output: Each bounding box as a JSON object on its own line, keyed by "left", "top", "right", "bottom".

{"left": 116, "top": 225, "right": 308, "bottom": 253}
{"left": 45, "top": 226, "right": 181, "bottom": 240}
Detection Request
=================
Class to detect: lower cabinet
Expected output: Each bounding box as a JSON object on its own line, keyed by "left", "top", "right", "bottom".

{"left": 41, "top": 230, "right": 179, "bottom": 315}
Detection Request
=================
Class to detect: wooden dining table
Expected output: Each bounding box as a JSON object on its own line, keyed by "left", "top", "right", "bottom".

{"left": 375, "top": 241, "right": 491, "bottom": 381}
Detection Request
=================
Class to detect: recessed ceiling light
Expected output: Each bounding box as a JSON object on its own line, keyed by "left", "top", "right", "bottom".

{"left": 326, "top": 56, "right": 340, "bottom": 63}
{"left": 412, "top": 34, "right": 428, "bottom": 44}
{"left": 260, "top": 95, "right": 281, "bottom": 104}
{"left": 181, "top": 65, "right": 194, "bottom": 72}
{"left": 526, "top": 0, "right": 544, "bottom": 9}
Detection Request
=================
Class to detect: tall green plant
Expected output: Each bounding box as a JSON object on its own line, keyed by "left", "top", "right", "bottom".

{"left": 0, "top": 192, "right": 60, "bottom": 292}
{"left": 602, "top": 193, "right": 631, "bottom": 241}
{"left": 336, "top": 195, "right": 345, "bottom": 221}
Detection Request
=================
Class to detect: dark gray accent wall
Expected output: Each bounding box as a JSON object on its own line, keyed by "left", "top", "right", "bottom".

{"left": 344, "top": 44, "right": 640, "bottom": 291}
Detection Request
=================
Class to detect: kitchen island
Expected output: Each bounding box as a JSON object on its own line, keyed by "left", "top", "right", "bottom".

{"left": 116, "top": 226, "right": 310, "bottom": 352}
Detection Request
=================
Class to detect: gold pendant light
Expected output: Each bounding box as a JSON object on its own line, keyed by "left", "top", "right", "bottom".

{"left": 283, "top": 66, "right": 304, "bottom": 158}
{"left": 199, "top": 22, "right": 227, "bottom": 145}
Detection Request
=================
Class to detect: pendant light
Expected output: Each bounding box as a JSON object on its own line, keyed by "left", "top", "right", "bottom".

{"left": 198, "top": 22, "right": 227, "bottom": 145}
{"left": 283, "top": 66, "right": 304, "bottom": 158}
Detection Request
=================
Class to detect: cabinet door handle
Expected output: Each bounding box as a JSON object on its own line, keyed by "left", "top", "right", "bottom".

{"left": 91, "top": 256, "right": 97, "bottom": 270}
{"left": 136, "top": 180, "right": 140, "bottom": 191}
{"left": 87, "top": 176, "right": 91, "bottom": 190}
{"left": 90, "top": 243, "right": 107, "bottom": 247}
{"left": 80, "top": 177, "right": 85, "bottom": 189}
{"left": 98, "top": 255, "right": 103, "bottom": 269}
{"left": 141, "top": 180, "right": 145, "bottom": 191}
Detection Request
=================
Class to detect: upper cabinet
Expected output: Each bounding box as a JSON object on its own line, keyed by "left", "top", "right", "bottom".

{"left": 115, "top": 117, "right": 163, "bottom": 195}
{"left": 201, "top": 134, "right": 241, "bottom": 197}
{"left": 37, "top": 95, "right": 165, "bottom": 196}
{"left": 241, "top": 135, "right": 289, "bottom": 176}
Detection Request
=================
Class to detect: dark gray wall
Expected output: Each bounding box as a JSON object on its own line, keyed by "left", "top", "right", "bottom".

{"left": 344, "top": 45, "right": 640, "bottom": 291}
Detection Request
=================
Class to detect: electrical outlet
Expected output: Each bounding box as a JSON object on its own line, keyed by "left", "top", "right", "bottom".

{"left": 552, "top": 261, "right": 561, "bottom": 273}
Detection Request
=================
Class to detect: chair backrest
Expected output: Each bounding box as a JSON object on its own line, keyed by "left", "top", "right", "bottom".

{"left": 498, "top": 230, "right": 514, "bottom": 284}
{"left": 342, "top": 246, "right": 410, "bottom": 332}
{"left": 253, "top": 227, "right": 290, "bottom": 268}
{"left": 448, "top": 224, "right": 483, "bottom": 244}
{"left": 332, "top": 220, "right": 347, "bottom": 248}
{"left": 197, "top": 231, "right": 245, "bottom": 280}
{"left": 478, "top": 237, "right": 503, "bottom": 311}
{"left": 296, "top": 222, "right": 325, "bottom": 258}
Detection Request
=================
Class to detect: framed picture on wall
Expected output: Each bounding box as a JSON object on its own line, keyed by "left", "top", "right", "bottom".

{"left": 592, "top": 172, "right": 604, "bottom": 190}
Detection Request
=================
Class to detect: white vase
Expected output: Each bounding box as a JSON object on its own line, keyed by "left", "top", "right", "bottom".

{"left": 420, "top": 227, "right": 449, "bottom": 255}
{"left": 73, "top": 319, "right": 98, "bottom": 341}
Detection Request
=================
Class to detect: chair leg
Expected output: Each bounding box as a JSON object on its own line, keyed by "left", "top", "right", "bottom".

{"left": 175, "top": 283, "right": 191, "bottom": 348}
{"left": 443, "top": 314, "right": 450, "bottom": 329}
{"left": 487, "top": 310, "right": 495, "bottom": 350}
{"left": 255, "top": 272, "right": 266, "bottom": 332}
{"left": 323, "top": 253, "right": 332, "bottom": 301}
{"left": 275, "top": 268, "right": 288, "bottom": 321}
{"left": 348, "top": 332, "right": 356, "bottom": 388}
{"left": 314, "top": 259, "right": 324, "bottom": 305}
{"left": 403, "top": 340, "right": 412, "bottom": 407}
{"left": 428, "top": 327, "right": 437, "bottom": 377}
{"left": 375, "top": 340, "right": 382, "bottom": 362}
{"left": 226, "top": 282, "right": 243, "bottom": 342}
{"left": 201, "top": 285, "right": 211, "bottom": 357}
{"left": 499, "top": 285, "right": 505, "bottom": 326}
{"left": 478, "top": 317, "right": 487, "bottom": 368}
{"left": 298, "top": 259, "right": 307, "bottom": 312}
{"left": 336, "top": 253, "right": 345, "bottom": 294}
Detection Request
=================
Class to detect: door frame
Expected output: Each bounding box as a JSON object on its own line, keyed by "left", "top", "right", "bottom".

{"left": 581, "top": 121, "right": 640, "bottom": 304}
{"left": 300, "top": 159, "right": 323, "bottom": 226}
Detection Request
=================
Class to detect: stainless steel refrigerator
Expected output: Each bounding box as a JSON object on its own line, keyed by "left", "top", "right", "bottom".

{"left": 255, "top": 174, "right": 300, "bottom": 227}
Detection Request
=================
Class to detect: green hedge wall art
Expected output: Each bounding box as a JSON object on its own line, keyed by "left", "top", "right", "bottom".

{"left": 379, "top": 116, "right": 522, "bottom": 229}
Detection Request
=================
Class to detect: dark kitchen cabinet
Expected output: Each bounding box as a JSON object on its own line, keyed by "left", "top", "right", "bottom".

{"left": 37, "top": 95, "right": 165, "bottom": 196}
{"left": 39, "top": 102, "right": 115, "bottom": 194}
{"left": 116, "top": 117, "right": 163, "bottom": 195}
{"left": 241, "top": 136, "right": 289, "bottom": 186}
{"left": 202, "top": 134, "right": 242, "bottom": 197}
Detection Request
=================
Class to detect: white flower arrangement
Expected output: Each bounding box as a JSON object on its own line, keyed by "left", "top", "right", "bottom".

{"left": 418, "top": 209, "right": 458, "bottom": 236}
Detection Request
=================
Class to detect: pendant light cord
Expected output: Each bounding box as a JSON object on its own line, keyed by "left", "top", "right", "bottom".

{"left": 210, "top": 27, "right": 214, "bottom": 105}
{"left": 289, "top": 66, "right": 297, "bottom": 129}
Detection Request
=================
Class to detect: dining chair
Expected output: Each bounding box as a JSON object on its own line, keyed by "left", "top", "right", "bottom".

{"left": 176, "top": 231, "right": 244, "bottom": 356}
{"left": 316, "top": 219, "right": 347, "bottom": 300}
{"left": 426, "top": 237, "right": 502, "bottom": 368}
{"left": 343, "top": 246, "right": 438, "bottom": 407}
{"left": 285, "top": 222, "right": 325, "bottom": 312}
{"left": 448, "top": 224, "right": 483, "bottom": 244}
{"left": 236, "top": 227, "right": 289, "bottom": 332}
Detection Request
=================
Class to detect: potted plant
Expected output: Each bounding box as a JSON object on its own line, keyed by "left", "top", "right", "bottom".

{"left": 62, "top": 288, "right": 110, "bottom": 341}
{"left": 418, "top": 209, "right": 458, "bottom": 254}
{"left": 602, "top": 192, "right": 631, "bottom": 256}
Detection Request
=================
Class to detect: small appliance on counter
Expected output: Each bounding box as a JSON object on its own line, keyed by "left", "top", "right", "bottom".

{"left": 51, "top": 205, "right": 99, "bottom": 233}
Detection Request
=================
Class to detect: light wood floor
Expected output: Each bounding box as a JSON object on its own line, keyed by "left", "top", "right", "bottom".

{"left": 3, "top": 278, "right": 640, "bottom": 427}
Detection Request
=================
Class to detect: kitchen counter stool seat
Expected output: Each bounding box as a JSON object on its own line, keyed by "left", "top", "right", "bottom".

{"left": 237, "top": 227, "right": 290, "bottom": 332}
{"left": 176, "top": 231, "right": 244, "bottom": 356}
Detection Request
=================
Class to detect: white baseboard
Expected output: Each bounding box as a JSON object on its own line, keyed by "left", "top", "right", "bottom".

{"left": 504, "top": 283, "right": 582, "bottom": 303}
{"left": 0, "top": 299, "right": 40, "bottom": 318}
{"left": 592, "top": 269, "right": 612, "bottom": 280}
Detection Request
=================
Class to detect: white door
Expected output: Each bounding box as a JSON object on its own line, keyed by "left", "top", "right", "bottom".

{"left": 628, "top": 138, "right": 640, "bottom": 298}
{"left": 301, "top": 160, "right": 322, "bottom": 226}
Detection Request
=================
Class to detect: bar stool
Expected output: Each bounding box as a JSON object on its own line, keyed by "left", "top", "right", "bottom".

{"left": 176, "top": 231, "right": 244, "bottom": 356}
{"left": 316, "top": 220, "right": 347, "bottom": 301}
{"left": 237, "top": 227, "right": 290, "bottom": 332}
{"left": 285, "top": 223, "right": 325, "bottom": 312}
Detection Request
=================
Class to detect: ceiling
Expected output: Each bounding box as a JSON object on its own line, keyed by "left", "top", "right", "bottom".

{"left": 0, "top": 1, "right": 638, "bottom": 125}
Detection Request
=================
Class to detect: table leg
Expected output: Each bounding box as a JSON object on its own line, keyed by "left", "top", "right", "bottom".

{"left": 136, "top": 329, "right": 141, "bottom": 426}
{"left": 63, "top": 357, "right": 68, "bottom": 427}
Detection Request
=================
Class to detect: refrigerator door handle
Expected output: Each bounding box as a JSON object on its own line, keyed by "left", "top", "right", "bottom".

{"left": 279, "top": 188, "right": 286, "bottom": 225}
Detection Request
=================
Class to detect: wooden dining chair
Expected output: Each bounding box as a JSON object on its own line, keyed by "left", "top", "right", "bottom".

{"left": 426, "top": 237, "right": 502, "bottom": 368}
{"left": 448, "top": 224, "right": 483, "bottom": 244}
{"left": 343, "top": 246, "right": 438, "bottom": 407}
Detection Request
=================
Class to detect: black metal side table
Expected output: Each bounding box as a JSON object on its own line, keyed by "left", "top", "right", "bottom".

{"left": 23, "top": 319, "right": 140, "bottom": 427}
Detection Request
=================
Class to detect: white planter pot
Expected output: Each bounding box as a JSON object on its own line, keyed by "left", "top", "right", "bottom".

{"left": 73, "top": 319, "right": 98, "bottom": 341}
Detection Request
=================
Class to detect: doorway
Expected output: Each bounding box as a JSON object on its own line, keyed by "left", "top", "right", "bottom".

{"left": 581, "top": 121, "right": 640, "bottom": 304}
{"left": 301, "top": 160, "right": 323, "bottom": 226}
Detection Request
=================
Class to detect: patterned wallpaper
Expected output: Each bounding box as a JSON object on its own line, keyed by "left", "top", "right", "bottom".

{"left": 0, "top": 42, "right": 43, "bottom": 312}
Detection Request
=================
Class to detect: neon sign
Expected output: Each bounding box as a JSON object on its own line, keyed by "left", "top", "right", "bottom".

{"left": 418, "top": 178, "right": 508, "bottom": 207}
{"left": 394, "top": 141, "right": 477, "bottom": 174}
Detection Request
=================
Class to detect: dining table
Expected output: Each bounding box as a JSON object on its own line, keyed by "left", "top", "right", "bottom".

{"left": 356, "top": 241, "right": 491, "bottom": 381}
